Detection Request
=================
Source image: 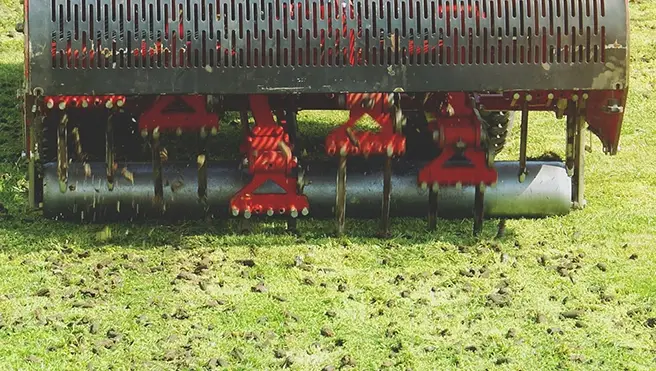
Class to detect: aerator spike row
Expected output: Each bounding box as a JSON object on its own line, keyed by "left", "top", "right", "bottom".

{"left": 19, "top": 0, "right": 629, "bottom": 236}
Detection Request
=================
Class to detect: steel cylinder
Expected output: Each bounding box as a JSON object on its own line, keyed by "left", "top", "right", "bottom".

{"left": 43, "top": 161, "right": 572, "bottom": 222}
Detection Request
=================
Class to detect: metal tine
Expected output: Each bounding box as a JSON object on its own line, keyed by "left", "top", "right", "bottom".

{"left": 428, "top": 187, "right": 438, "bottom": 230}
{"left": 336, "top": 154, "right": 347, "bottom": 237}
{"left": 473, "top": 183, "right": 485, "bottom": 236}
{"left": 106, "top": 114, "right": 115, "bottom": 191}
{"left": 380, "top": 155, "right": 392, "bottom": 237}
{"left": 380, "top": 93, "right": 399, "bottom": 238}
{"left": 151, "top": 127, "right": 164, "bottom": 210}
{"left": 57, "top": 113, "right": 69, "bottom": 193}
{"left": 565, "top": 104, "right": 577, "bottom": 177}
{"left": 573, "top": 99, "right": 587, "bottom": 209}
{"left": 198, "top": 126, "right": 208, "bottom": 209}
{"left": 518, "top": 101, "right": 529, "bottom": 182}
{"left": 71, "top": 125, "right": 84, "bottom": 162}
{"left": 285, "top": 107, "right": 299, "bottom": 234}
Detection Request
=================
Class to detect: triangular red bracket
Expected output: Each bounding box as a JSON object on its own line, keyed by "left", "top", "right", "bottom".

{"left": 418, "top": 147, "right": 497, "bottom": 187}
{"left": 138, "top": 95, "right": 219, "bottom": 132}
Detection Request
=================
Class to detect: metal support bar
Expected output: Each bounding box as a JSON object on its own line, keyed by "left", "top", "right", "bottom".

{"left": 518, "top": 103, "right": 529, "bottom": 182}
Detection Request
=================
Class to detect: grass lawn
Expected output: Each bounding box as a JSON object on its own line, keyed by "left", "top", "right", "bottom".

{"left": 0, "top": 1, "right": 655, "bottom": 370}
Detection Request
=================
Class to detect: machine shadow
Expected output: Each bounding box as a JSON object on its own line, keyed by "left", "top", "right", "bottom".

{"left": 0, "top": 208, "right": 521, "bottom": 254}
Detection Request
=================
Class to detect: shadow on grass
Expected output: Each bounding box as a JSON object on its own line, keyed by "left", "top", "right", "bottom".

{"left": 0, "top": 204, "right": 517, "bottom": 253}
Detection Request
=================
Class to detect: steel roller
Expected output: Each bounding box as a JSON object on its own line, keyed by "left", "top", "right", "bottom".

{"left": 43, "top": 161, "right": 571, "bottom": 222}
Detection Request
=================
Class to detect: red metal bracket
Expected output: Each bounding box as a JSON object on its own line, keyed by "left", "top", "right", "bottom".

{"left": 418, "top": 93, "right": 497, "bottom": 187}
{"left": 230, "top": 173, "right": 309, "bottom": 218}
{"left": 325, "top": 93, "right": 405, "bottom": 157}
{"left": 138, "top": 95, "right": 219, "bottom": 132}
{"left": 230, "top": 95, "right": 309, "bottom": 218}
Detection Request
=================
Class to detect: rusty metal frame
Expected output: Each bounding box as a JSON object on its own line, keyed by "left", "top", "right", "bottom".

{"left": 26, "top": 0, "right": 628, "bottom": 95}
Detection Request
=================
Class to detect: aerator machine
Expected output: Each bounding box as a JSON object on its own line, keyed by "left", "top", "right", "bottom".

{"left": 19, "top": 0, "right": 629, "bottom": 236}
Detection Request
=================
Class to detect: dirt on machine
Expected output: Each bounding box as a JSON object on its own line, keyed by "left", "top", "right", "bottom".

{"left": 17, "top": 0, "right": 629, "bottom": 236}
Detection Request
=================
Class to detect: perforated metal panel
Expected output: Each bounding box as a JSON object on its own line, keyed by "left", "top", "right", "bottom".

{"left": 27, "top": 0, "right": 628, "bottom": 95}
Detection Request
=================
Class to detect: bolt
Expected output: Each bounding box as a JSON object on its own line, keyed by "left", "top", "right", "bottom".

{"left": 290, "top": 207, "right": 298, "bottom": 218}
{"left": 232, "top": 207, "right": 239, "bottom": 216}
{"left": 511, "top": 93, "right": 521, "bottom": 106}
{"left": 432, "top": 183, "right": 439, "bottom": 192}
{"left": 546, "top": 93, "right": 555, "bottom": 106}
{"left": 582, "top": 93, "right": 589, "bottom": 100}
{"left": 571, "top": 94, "right": 579, "bottom": 102}
{"left": 420, "top": 182, "right": 428, "bottom": 191}
{"left": 141, "top": 129, "right": 148, "bottom": 138}
{"left": 81, "top": 99, "right": 89, "bottom": 108}
{"left": 244, "top": 209, "right": 251, "bottom": 219}
{"left": 267, "top": 208, "right": 274, "bottom": 216}
{"left": 301, "top": 207, "right": 309, "bottom": 216}
{"left": 525, "top": 94, "right": 533, "bottom": 102}
{"left": 46, "top": 99, "right": 54, "bottom": 109}
{"left": 116, "top": 98, "right": 125, "bottom": 107}
{"left": 105, "top": 99, "right": 114, "bottom": 109}
{"left": 58, "top": 101, "right": 66, "bottom": 110}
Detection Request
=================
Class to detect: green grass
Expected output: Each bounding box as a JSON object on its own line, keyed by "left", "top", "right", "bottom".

{"left": 1, "top": 2, "right": 655, "bottom": 370}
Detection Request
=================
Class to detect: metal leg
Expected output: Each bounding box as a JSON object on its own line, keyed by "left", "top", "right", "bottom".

{"left": 336, "top": 155, "right": 347, "bottom": 236}
{"left": 240, "top": 110, "right": 250, "bottom": 138}
{"left": 428, "top": 188, "right": 438, "bottom": 231}
{"left": 565, "top": 108, "right": 577, "bottom": 177}
{"left": 106, "top": 115, "right": 115, "bottom": 191}
{"left": 27, "top": 96, "right": 42, "bottom": 209}
{"left": 379, "top": 156, "right": 392, "bottom": 237}
{"left": 151, "top": 128, "right": 163, "bottom": 209}
{"left": 518, "top": 104, "right": 529, "bottom": 182}
{"left": 473, "top": 184, "right": 485, "bottom": 236}
{"left": 285, "top": 108, "right": 300, "bottom": 234}
{"left": 198, "top": 127, "right": 208, "bottom": 209}
{"left": 572, "top": 112, "right": 587, "bottom": 209}
{"left": 57, "top": 113, "right": 69, "bottom": 193}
